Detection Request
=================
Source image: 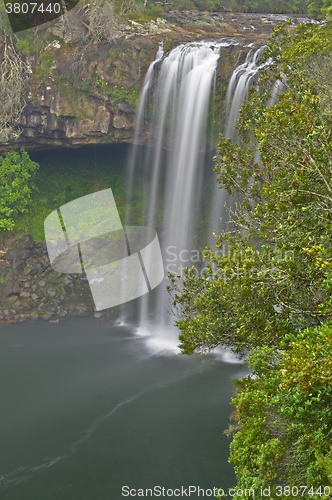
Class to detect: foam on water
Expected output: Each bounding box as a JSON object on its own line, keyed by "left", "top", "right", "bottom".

{"left": 135, "top": 324, "right": 181, "bottom": 356}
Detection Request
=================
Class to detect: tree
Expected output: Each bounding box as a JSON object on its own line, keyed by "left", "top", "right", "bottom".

{"left": 224, "top": 324, "right": 332, "bottom": 497}
{"left": 0, "top": 151, "right": 39, "bottom": 231}
{"left": 308, "top": 0, "right": 324, "bottom": 17}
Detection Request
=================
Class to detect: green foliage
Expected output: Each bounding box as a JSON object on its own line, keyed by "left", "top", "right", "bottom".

{"left": 0, "top": 151, "right": 39, "bottom": 232}
{"left": 114, "top": 0, "right": 309, "bottom": 14}
{"left": 147, "top": 3, "right": 164, "bottom": 16}
{"left": 163, "top": 39, "right": 171, "bottom": 52}
{"left": 168, "top": 21, "right": 332, "bottom": 355}
{"left": 308, "top": 0, "right": 324, "bottom": 17}
{"left": 308, "top": 0, "right": 332, "bottom": 18}
{"left": 14, "top": 145, "right": 148, "bottom": 241}
{"left": 92, "top": 76, "right": 139, "bottom": 105}
{"left": 167, "top": 19, "right": 332, "bottom": 490}
{"left": 34, "top": 49, "right": 54, "bottom": 79}
{"left": 16, "top": 34, "right": 44, "bottom": 55}
{"left": 55, "top": 73, "right": 89, "bottom": 95}
{"left": 226, "top": 324, "right": 332, "bottom": 496}
{"left": 164, "top": 0, "right": 309, "bottom": 13}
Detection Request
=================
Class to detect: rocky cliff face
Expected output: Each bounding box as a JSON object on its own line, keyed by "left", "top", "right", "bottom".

{"left": 0, "top": 12, "right": 310, "bottom": 155}
{"left": 10, "top": 36, "right": 161, "bottom": 154}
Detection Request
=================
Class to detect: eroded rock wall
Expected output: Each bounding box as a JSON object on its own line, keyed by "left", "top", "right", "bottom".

{"left": 0, "top": 12, "right": 309, "bottom": 155}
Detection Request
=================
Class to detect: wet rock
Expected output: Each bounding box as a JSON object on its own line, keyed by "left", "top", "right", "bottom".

{"left": 67, "top": 300, "right": 93, "bottom": 317}
{"left": 20, "top": 299, "right": 33, "bottom": 310}
{"left": 0, "top": 231, "right": 110, "bottom": 323}
{"left": 16, "top": 235, "right": 35, "bottom": 251}
{"left": 41, "top": 313, "right": 53, "bottom": 320}
{"left": 20, "top": 249, "right": 32, "bottom": 261}
{"left": 11, "top": 250, "right": 25, "bottom": 270}
{"left": 94, "top": 312, "right": 102, "bottom": 319}
{"left": 113, "top": 114, "right": 132, "bottom": 130}
{"left": 8, "top": 295, "right": 18, "bottom": 304}
{"left": 0, "top": 262, "right": 8, "bottom": 272}
{"left": 3, "top": 236, "right": 14, "bottom": 248}
{"left": 6, "top": 280, "right": 21, "bottom": 296}
{"left": 30, "top": 311, "right": 39, "bottom": 320}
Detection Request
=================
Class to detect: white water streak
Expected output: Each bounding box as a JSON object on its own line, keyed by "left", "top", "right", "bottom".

{"left": 133, "top": 41, "right": 235, "bottom": 336}
{"left": 0, "top": 358, "right": 223, "bottom": 490}
{"left": 209, "top": 45, "right": 272, "bottom": 242}
{"left": 125, "top": 42, "right": 164, "bottom": 227}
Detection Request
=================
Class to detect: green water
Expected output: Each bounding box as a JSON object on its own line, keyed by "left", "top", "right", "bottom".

{"left": 0, "top": 318, "right": 245, "bottom": 499}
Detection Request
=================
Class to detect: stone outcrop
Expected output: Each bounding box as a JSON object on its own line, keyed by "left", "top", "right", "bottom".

{"left": 0, "top": 12, "right": 313, "bottom": 155}
{"left": 0, "top": 233, "right": 98, "bottom": 323}
{"left": 0, "top": 232, "right": 138, "bottom": 324}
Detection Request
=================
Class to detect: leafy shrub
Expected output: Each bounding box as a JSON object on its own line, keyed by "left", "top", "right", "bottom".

{"left": 16, "top": 35, "right": 43, "bottom": 55}
{"left": 225, "top": 324, "right": 332, "bottom": 496}
{"left": 0, "top": 151, "right": 39, "bottom": 232}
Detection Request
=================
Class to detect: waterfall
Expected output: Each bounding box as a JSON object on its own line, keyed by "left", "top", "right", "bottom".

{"left": 208, "top": 45, "right": 272, "bottom": 243}
{"left": 125, "top": 42, "right": 164, "bottom": 227}
{"left": 125, "top": 42, "right": 282, "bottom": 354}
{"left": 126, "top": 40, "right": 236, "bottom": 352}
{"left": 224, "top": 46, "right": 268, "bottom": 143}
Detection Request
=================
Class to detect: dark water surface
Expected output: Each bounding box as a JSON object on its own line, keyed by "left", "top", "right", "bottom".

{"left": 0, "top": 318, "right": 246, "bottom": 499}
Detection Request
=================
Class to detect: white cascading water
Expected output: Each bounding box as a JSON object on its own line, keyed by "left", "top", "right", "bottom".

{"left": 126, "top": 40, "right": 236, "bottom": 353}
{"left": 125, "top": 42, "right": 164, "bottom": 220}
{"left": 126, "top": 42, "right": 283, "bottom": 354}
{"left": 224, "top": 45, "right": 270, "bottom": 142}
{"left": 208, "top": 45, "right": 272, "bottom": 242}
